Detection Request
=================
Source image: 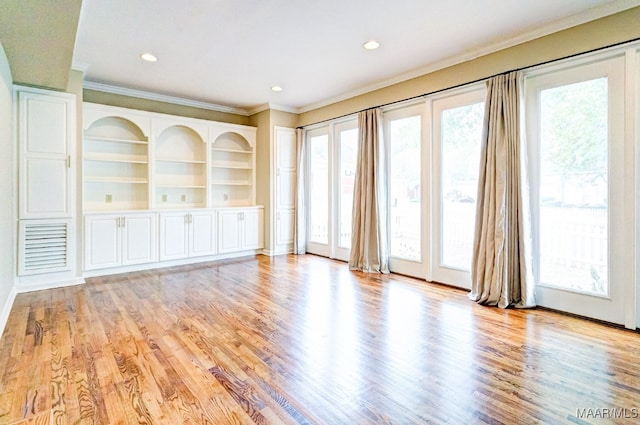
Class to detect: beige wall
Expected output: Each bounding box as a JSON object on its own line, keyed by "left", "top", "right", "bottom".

{"left": 0, "top": 42, "right": 15, "bottom": 329}
{"left": 299, "top": 6, "right": 640, "bottom": 127}
{"left": 270, "top": 109, "right": 299, "bottom": 128}
{"left": 249, "top": 110, "right": 272, "bottom": 249}
{"left": 0, "top": 0, "right": 81, "bottom": 90}
{"left": 83, "top": 90, "right": 250, "bottom": 126}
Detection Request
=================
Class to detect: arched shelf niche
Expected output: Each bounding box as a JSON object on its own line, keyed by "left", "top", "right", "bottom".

{"left": 154, "top": 125, "right": 207, "bottom": 209}
{"left": 210, "top": 131, "right": 255, "bottom": 207}
{"left": 83, "top": 116, "right": 149, "bottom": 211}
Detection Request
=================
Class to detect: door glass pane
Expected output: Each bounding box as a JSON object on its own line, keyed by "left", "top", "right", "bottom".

{"left": 339, "top": 129, "right": 358, "bottom": 248}
{"left": 309, "top": 134, "right": 329, "bottom": 244}
{"left": 441, "top": 102, "right": 484, "bottom": 270}
{"left": 539, "top": 77, "right": 608, "bottom": 295}
{"left": 389, "top": 116, "right": 421, "bottom": 261}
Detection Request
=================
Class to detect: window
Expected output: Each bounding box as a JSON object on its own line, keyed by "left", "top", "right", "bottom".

{"left": 338, "top": 127, "right": 358, "bottom": 249}
{"left": 430, "top": 86, "right": 485, "bottom": 287}
{"left": 388, "top": 115, "right": 422, "bottom": 261}
{"left": 305, "top": 120, "right": 358, "bottom": 260}
{"left": 385, "top": 104, "right": 425, "bottom": 277}
{"left": 307, "top": 131, "right": 329, "bottom": 245}
{"left": 538, "top": 77, "right": 608, "bottom": 295}
{"left": 440, "top": 102, "right": 484, "bottom": 270}
{"left": 526, "top": 54, "right": 628, "bottom": 325}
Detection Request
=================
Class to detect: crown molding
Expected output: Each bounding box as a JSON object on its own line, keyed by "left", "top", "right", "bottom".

{"left": 248, "top": 103, "right": 270, "bottom": 115}
{"left": 71, "top": 61, "right": 89, "bottom": 74}
{"left": 267, "top": 103, "right": 299, "bottom": 114}
{"left": 248, "top": 103, "right": 299, "bottom": 116}
{"left": 82, "top": 81, "right": 251, "bottom": 116}
{"left": 297, "top": 0, "right": 640, "bottom": 114}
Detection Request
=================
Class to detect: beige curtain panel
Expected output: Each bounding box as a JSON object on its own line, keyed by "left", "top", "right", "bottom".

{"left": 349, "top": 108, "right": 389, "bottom": 273}
{"left": 293, "top": 128, "right": 306, "bottom": 255}
{"left": 469, "top": 71, "right": 535, "bottom": 308}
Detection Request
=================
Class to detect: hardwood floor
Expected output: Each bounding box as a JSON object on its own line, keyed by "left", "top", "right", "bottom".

{"left": 0, "top": 254, "right": 638, "bottom": 424}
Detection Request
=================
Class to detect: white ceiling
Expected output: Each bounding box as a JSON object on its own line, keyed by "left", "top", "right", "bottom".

{"left": 73, "top": 0, "right": 639, "bottom": 114}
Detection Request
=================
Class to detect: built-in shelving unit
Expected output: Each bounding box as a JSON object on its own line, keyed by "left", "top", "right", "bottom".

{"left": 81, "top": 103, "right": 263, "bottom": 276}
{"left": 154, "top": 125, "right": 207, "bottom": 209}
{"left": 210, "top": 132, "right": 254, "bottom": 207}
{"left": 83, "top": 116, "right": 150, "bottom": 211}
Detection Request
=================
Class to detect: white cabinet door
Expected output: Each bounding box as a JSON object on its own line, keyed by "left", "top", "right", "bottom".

{"left": 218, "top": 208, "right": 263, "bottom": 253}
{"left": 218, "top": 210, "right": 242, "bottom": 253}
{"left": 275, "top": 209, "right": 295, "bottom": 248}
{"left": 84, "top": 215, "right": 120, "bottom": 270}
{"left": 243, "top": 208, "right": 264, "bottom": 250}
{"left": 121, "top": 213, "right": 157, "bottom": 266}
{"left": 275, "top": 127, "right": 297, "bottom": 210}
{"left": 160, "top": 210, "right": 217, "bottom": 260}
{"left": 18, "top": 88, "right": 75, "bottom": 219}
{"left": 159, "top": 212, "right": 189, "bottom": 261}
{"left": 273, "top": 127, "right": 296, "bottom": 254}
{"left": 190, "top": 211, "right": 216, "bottom": 257}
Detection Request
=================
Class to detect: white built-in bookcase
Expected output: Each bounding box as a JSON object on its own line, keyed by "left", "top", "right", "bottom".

{"left": 82, "top": 103, "right": 256, "bottom": 212}
{"left": 83, "top": 112, "right": 150, "bottom": 211}
{"left": 152, "top": 119, "right": 208, "bottom": 209}
{"left": 210, "top": 131, "right": 254, "bottom": 207}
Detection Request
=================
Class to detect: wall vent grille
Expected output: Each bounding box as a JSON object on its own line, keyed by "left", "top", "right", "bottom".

{"left": 19, "top": 220, "right": 71, "bottom": 275}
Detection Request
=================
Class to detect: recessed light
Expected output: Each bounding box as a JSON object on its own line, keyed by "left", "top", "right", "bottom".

{"left": 140, "top": 53, "right": 158, "bottom": 62}
{"left": 271, "top": 85, "right": 283, "bottom": 92}
{"left": 363, "top": 40, "right": 380, "bottom": 50}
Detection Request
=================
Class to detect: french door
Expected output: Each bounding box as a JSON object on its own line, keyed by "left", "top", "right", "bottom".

{"left": 526, "top": 55, "right": 629, "bottom": 325}
{"left": 429, "top": 87, "right": 486, "bottom": 288}
{"left": 385, "top": 104, "right": 427, "bottom": 277}
{"left": 306, "top": 127, "right": 330, "bottom": 256}
{"left": 305, "top": 120, "right": 358, "bottom": 261}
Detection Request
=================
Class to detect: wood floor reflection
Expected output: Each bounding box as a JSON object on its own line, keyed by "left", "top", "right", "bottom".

{"left": 0, "top": 254, "right": 638, "bottom": 424}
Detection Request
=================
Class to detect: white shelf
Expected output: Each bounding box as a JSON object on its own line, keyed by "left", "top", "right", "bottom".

{"left": 156, "top": 184, "right": 206, "bottom": 189}
{"left": 210, "top": 148, "right": 252, "bottom": 154}
{"left": 210, "top": 164, "right": 252, "bottom": 169}
{"left": 156, "top": 158, "right": 206, "bottom": 164}
{"left": 84, "top": 155, "right": 148, "bottom": 164}
{"left": 85, "top": 177, "right": 148, "bottom": 184}
{"left": 211, "top": 181, "right": 251, "bottom": 186}
{"left": 157, "top": 202, "right": 205, "bottom": 209}
{"left": 85, "top": 135, "right": 148, "bottom": 145}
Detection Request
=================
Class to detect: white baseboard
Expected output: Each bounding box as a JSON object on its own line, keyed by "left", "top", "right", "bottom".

{"left": 0, "top": 285, "right": 17, "bottom": 339}
{"left": 14, "top": 277, "right": 85, "bottom": 294}
{"left": 262, "top": 248, "right": 294, "bottom": 257}
{"left": 83, "top": 250, "right": 263, "bottom": 278}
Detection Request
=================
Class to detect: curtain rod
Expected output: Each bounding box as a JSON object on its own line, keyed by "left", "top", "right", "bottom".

{"left": 297, "top": 36, "right": 640, "bottom": 129}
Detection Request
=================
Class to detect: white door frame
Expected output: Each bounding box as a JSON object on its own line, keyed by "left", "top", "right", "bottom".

{"left": 525, "top": 52, "right": 633, "bottom": 327}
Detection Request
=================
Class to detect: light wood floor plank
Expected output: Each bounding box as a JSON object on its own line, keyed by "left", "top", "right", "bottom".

{"left": 1, "top": 254, "right": 639, "bottom": 424}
